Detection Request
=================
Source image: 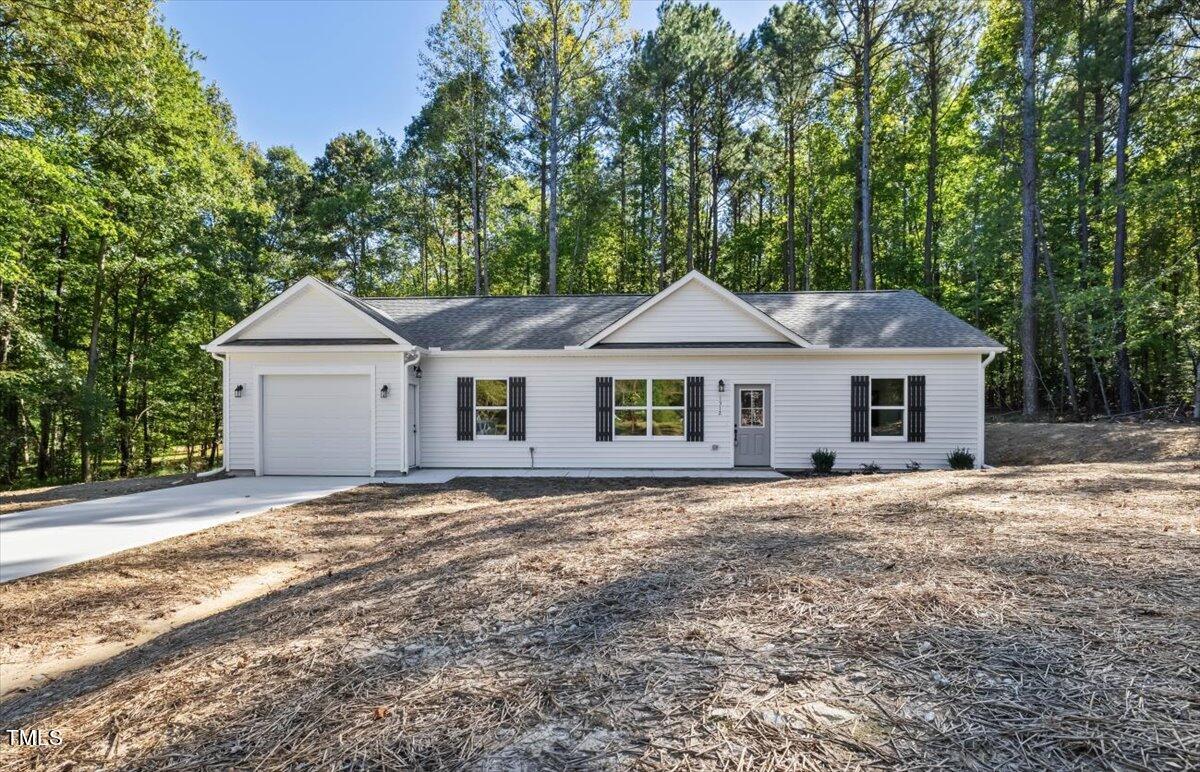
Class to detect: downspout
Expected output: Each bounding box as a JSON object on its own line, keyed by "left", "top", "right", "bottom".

{"left": 979, "top": 351, "right": 997, "bottom": 468}
{"left": 403, "top": 350, "right": 422, "bottom": 474}
{"left": 207, "top": 349, "right": 229, "bottom": 473}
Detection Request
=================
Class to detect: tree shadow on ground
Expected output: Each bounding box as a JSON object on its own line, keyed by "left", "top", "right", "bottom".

{"left": 2, "top": 473, "right": 1197, "bottom": 770}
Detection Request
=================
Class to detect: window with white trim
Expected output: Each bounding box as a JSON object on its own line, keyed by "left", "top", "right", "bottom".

{"left": 739, "top": 388, "right": 764, "bottom": 427}
{"left": 614, "top": 378, "right": 685, "bottom": 437}
{"left": 870, "top": 378, "right": 905, "bottom": 438}
{"left": 474, "top": 379, "right": 508, "bottom": 437}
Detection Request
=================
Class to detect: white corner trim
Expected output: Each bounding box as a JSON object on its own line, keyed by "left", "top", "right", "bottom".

{"left": 205, "top": 276, "right": 413, "bottom": 348}
{"left": 577, "top": 270, "right": 815, "bottom": 349}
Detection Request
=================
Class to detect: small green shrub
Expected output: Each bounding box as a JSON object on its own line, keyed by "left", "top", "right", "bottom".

{"left": 947, "top": 447, "right": 976, "bottom": 470}
{"left": 810, "top": 448, "right": 837, "bottom": 473}
{"left": 860, "top": 461, "right": 881, "bottom": 474}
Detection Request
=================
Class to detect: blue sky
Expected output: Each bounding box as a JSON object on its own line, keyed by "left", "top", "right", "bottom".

{"left": 161, "top": 0, "right": 777, "bottom": 161}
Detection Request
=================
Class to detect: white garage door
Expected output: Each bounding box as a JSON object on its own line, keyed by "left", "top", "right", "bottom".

{"left": 261, "top": 374, "right": 371, "bottom": 475}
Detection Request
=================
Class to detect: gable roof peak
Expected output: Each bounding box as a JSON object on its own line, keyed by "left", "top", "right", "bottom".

{"left": 576, "top": 269, "right": 817, "bottom": 349}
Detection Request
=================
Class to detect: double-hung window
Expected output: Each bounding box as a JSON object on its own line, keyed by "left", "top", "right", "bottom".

{"left": 474, "top": 379, "right": 508, "bottom": 438}
{"left": 614, "top": 378, "right": 685, "bottom": 438}
{"left": 870, "top": 378, "right": 905, "bottom": 438}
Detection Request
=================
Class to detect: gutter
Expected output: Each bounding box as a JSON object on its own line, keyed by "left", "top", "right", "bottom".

{"left": 207, "top": 349, "right": 230, "bottom": 473}
{"left": 403, "top": 349, "right": 422, "bottom": 474}
{"left": 978, "top": 351, "right": 998, "bottom": 469}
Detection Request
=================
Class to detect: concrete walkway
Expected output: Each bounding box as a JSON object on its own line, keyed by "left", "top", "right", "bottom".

{"left": 1, "top": 468, "right": 782, "bottom": 582}
{"left": 0, "top": 476, "right": 368, "bottom": 582}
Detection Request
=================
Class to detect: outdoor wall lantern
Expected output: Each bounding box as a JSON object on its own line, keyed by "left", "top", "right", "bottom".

{"left": 234, "top": 384, "right": 244, "bottom": 398}
{"left": 718, "top": 379, "right": 726, "bottom": 393}
{"left": 380, "top": 384, "right": 390, "bottom": 399}
{"left": 414, "top": 366, "right": 422, "bottom": 380}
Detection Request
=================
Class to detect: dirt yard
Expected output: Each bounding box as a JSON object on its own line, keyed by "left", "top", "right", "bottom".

{"left": 986, "top": 420, "right": 1198, "bottom": 466}
{"left": 1, "top": 460, "right": 1197, "bottom": 770}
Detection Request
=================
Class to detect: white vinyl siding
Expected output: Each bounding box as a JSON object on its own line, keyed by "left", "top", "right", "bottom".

{"left": 417, "top": 352, "right": 983, "bottom": 470}
{"left": 603, "top": 281, "right": 790, "bottom": 344}
{"left": 234, "top": 286, "right": 382, "bottom": 340}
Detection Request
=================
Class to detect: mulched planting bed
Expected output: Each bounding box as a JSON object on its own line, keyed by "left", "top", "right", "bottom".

{"left": 1, "top": 461, "right": 1197, "bottom": 770}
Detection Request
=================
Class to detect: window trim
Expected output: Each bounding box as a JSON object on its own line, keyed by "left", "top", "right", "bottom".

{"left": 612, "top": 377, "right": 687, "bottom": 440}
{"left": 737, "top": 387, "right": 766, "bottom": 428}
{"left": 473, "top": 378, "right": 509, "bottom": 440}
{"left": 869, "top": 376, "right": 907, "bottom": 441}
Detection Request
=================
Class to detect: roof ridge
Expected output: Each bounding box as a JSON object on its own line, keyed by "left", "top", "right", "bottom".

{"left": 360, "top": 293, "right": 653, "bottom": 301}
{"left": 360, "top": 289, "right": 910, "bottom": 301}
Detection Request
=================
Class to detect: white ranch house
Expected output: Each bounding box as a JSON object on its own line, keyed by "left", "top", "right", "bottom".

{"left": 203, "top": 271, "right": 1004, "bottom": 475}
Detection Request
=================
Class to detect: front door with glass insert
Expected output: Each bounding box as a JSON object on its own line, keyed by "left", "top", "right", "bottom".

{"left": 734, "top": 384, "right": 771, "bottom": 466}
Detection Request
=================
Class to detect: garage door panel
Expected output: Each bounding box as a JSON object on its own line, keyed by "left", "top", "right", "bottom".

{"left": 261, "top": 374, "right": 371, "bottom": 475}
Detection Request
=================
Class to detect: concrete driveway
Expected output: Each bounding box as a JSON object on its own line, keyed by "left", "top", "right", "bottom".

{"left": 0, "top": 476, "right": 367, "bottom": 582}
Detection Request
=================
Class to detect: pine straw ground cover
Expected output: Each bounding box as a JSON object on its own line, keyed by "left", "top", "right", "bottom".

{"left": 1, "top": 461, "right": 1198, "bottom": 770}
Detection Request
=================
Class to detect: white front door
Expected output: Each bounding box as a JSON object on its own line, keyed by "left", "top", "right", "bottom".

{"left": 407, "top": 381, "right": 419, "bottom": 469}
{"left": 261, "top": 374, "right": 371, "bottom": 475}
{"left": 734, "top": 384, "right": 771, "bottom": 467}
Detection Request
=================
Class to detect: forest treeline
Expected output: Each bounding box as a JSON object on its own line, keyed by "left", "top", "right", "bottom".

{"left": 1, "top": 0, "right": 1197, "bottom": 486}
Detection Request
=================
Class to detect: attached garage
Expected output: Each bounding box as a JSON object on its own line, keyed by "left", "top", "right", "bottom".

{"left": 260, "top": 373, "right": 373, "bottom": 475}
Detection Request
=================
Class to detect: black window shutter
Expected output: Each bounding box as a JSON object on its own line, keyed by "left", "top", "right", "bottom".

{"left": 509, "top": 377, "right": 526, "bottom": 441}
{"left": 596, "top": 377, "right": 613, "bottom": 441}
{"left": 907, "top": 375, "right": 926, "bottom": 442}
{"left": 851, "top": 375, "right": 869, "bottom": 442}
{"left": 686, "top": 377, "right": 704, "bottom": 441}
{"left": 457, "top": 377, "right": 473, "bottom": 441}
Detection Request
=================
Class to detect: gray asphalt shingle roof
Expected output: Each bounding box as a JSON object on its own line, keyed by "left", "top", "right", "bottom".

{"left": 356, "top": 290, "right": 1002, "bottom": 351}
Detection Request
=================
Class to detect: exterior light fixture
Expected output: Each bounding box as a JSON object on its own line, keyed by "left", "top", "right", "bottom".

{"left": 414, "top": 366, "right": 422, "bottom": 379}
{"left": 718, "top": 379, "right": 726, "bottom": 393}
{"left": 380, "top": 384, "right": 390, "bottom": 399}
{"left": 234, "top": 384, "right": 244, "bottom": 398}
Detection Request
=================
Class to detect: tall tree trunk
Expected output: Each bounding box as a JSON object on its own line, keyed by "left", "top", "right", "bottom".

{"left": 851, "top": 62, "right": 863, "bottom": 290}
{"left": 1076, "top": 4, "right": 1102, "bottom": 416}
{"left": 804, "top": 187, "right": 814, "bottom": 291}
{"left": 1019, "top": 0, "right": 1039, "bottom": 416}
{"left": 81, "top": 235, "right": 107, "bottom": 481}
{"left": 539, "top": 141, "right": 549, "bottom": 293}
{"left": 472, "top": 141, "right": 484, "bottom": 296}
{"left": 454, "top": 200, "right": 464, "bottom": 294}
{"left": 37, "top": 231, "right": 67, "bottom": 480}
{"left": 1189, "top": 344, "right": 1200, "bottom": 418}
{"left": 618, "top": 141, "right": 627, "bottom": 288}
{"left": 471, "top": 75, "right": 485, "bottom": 297}
{"left": 1112, "top": 0, "right": 1134, "bottom": 413}
{"left": 685, "top": 112, "right": 697, "bottom": 273}
{"left": 922, "top": 37, "right": 940, "bottom": 299}
{"left": 547, "top": 7, "right": 562, "bottom": 296}
{"left": 139, "top": 377, "right": 152, "bottom": 473}
{"left": 0, "top": 280, "right": 18, "bottom": 484}
{"left": 859, "top": 1, "right": 875, "bottom": 291}
{"left": 117, "top": 272, "right": 146, "bottom": 477}
{"left": 785, "top": 118, "right": 797, "bottom": 291}
{"left": 1036, "top": 206, "right": 1080, "bottom": 414}
{"left": 709, "top": 131, "right": 721, "bottom": 275}
{"left": 658, "top": 86, "right": 669, "bottom": 288}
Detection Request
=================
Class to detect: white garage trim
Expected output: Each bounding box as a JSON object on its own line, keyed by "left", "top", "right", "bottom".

{"left": 253, "top": 365, "right": 376, "bottom": 476}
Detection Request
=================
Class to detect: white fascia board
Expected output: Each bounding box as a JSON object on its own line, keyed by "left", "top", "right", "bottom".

{"left": 425, "top": 346, "right": 1004, "bottom": 358}
{"left": 577, "top": 270, "right": 814, "bottom": 349}
{"left": 203, "top": 344, "right": 410, "bottom": 354}
{"left": 206, "top": 276, "right": 413, "bottom": 348}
